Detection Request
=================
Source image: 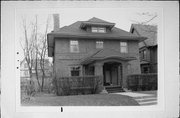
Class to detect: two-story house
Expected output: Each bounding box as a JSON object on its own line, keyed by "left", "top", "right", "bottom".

{"left": 47, "top": 15, "right": 146, "bottom": 92}
{"left": 130, "top": 24, "right": 157, "bottom": 73}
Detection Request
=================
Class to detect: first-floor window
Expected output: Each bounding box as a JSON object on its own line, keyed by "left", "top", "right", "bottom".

{"left": 120, "top": 42, "right": 128, "bottom": 53}
{"left": 70, "top": 66, "right": 80, "bottom": 76}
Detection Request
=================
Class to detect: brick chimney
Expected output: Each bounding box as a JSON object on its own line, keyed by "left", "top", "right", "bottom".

{"left": 53, "top": 14, "right": 59, "bottom": 32}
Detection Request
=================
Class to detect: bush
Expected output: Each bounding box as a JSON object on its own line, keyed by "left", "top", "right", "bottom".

{"left": 21, "top": 79, "right": 36, "bottom": 102}
{"left": 127, "top": 73, "right": 157, "bottom": 91}
{"left": 53, "top": 76, "right": 103, "bottom": 96}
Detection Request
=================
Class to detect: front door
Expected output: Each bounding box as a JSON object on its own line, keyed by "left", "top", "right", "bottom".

{"left": 111, "top": 65, "right": 118, "bottom": 85}
{"left": 103, "top": 63, "right": 121, "bottom": 86}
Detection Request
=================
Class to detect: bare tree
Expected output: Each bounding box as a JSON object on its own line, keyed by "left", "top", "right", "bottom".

{"left": 21, "top": 18, "right": 35, "bottom": 85}
{"left": 20, "top": 15, "right": 51, "bottom": 92}
{"left": 131, "top": 12, "right": 157, "bottom": 34}
{"left": 38, "top": 16, "right": 50, "bottom": 92}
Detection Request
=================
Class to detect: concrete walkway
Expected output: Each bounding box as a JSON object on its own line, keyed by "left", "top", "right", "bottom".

{"left": 111, "top": 91, "right": 157, "bottom": 106}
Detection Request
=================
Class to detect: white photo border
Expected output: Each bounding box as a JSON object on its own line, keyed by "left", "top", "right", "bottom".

{"left": 1, "top": 1, "right": 179, "bottom": 118}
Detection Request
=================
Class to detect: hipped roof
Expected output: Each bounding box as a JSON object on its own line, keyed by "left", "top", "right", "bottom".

{"left": 47, "top": 17, "right": 147, "bottom": 57}
{"left": 130, "top": 24, "right": 157, "bottom": 48}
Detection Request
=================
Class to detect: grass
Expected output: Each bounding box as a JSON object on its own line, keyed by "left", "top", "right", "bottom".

{"left": 21, "top": 93, "right": 139, "bottom": 106}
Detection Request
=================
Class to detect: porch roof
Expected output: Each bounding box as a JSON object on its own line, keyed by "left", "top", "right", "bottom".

{"left": 80, "top": 49, "right": 137, "bottom": 65}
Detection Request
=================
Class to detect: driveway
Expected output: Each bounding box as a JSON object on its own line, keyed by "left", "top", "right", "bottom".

{"left": 112, "top": 91, "right": 157, "bottom": 106}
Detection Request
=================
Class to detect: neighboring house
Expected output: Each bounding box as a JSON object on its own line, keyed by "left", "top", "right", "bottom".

{"left": 130, "top": 24, "right": 157, "bottom": 73}
{"left": 47, "top": 15, "right": 146, "bottom": 91}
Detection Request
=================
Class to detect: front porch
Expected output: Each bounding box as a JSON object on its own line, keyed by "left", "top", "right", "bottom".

{"left": 82, "top": 58, "right": 130, "bottom": 92}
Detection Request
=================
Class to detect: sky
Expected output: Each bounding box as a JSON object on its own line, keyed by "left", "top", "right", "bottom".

{"left": 16, "top": 8, "right": 159, "bottom": 62}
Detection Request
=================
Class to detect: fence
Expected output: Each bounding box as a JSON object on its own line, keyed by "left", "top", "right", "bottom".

{"left": 127, "top": 73, "right": 157, "bottom": 91}
{"left": 53, "top": 76, "right": 102, "bottom": 96}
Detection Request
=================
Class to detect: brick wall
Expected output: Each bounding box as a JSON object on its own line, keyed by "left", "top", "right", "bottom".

{"left": 54, "top": 38, "right": 141, "bottom": 78}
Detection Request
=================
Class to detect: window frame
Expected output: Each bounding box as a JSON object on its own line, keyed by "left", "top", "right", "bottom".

{"left": 96, "top": 41, "right": 104, "bottom": 49}
{"left": 91, "top": 27, "right": 106, "bottom": 33}
{"left": 142, "top": 49, "right": 147, "bottom": 60}
{"left": 70, "top": 66, "right": 80, "bottom": 76}
{"left": 120, "top": 42, "right": 128, "bottom": 53}
{"left": 70, "top": 40, "right": 79, "bottom": 53}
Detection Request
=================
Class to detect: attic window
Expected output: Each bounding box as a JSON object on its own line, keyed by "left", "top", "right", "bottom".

{"left": 91, "top": 27, "right": 106, "bottom": 33}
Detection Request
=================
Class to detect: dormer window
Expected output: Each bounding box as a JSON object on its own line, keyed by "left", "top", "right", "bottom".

{"left": 91, "top": 27, "right": 106, "bottom": 33}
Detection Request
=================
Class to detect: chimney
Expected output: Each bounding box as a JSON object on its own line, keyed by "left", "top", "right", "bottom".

{"left": 53, "top": 14, "right": 59, "bottom": 31}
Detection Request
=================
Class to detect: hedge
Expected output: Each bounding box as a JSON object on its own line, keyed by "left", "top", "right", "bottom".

{"left": 127, "top": 73, "right": 157, "bottom": 91}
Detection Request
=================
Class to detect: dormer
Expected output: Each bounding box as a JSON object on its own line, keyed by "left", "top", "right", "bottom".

{"left": 80, "top": 17, "right": 115, "bottom": 33}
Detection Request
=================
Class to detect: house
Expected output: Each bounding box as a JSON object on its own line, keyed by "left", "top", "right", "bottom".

{"left": 130, "top": 24, "right": 157, "bottom": 73}
{"left": 47, "top": 15, "right": 146, "bottom": 93}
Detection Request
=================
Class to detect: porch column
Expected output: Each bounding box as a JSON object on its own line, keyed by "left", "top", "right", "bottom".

{"left": 81, "top": 65, "right": 85, "bottom": 76}
{"left": 94, "top": 63, "right": 103, "bottom": 76}
{"left": 122, "top": 63, "right": 128, "bottom": 88}
{"left": 94, "top": 63, "right": 104, "bottom": 93}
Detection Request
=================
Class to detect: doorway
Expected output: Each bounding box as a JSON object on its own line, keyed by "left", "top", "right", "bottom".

{"left": 103, "top": 62, "right": 122, "bottom": 86}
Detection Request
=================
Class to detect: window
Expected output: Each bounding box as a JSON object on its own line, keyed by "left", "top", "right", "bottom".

{"left": 142, "top": 66, "right": 149, "bottom": 73}
{"left": 70, "top": 40, "right": 79, "bottom": 53}
{"left": 70, "top": 66, "right": 80, "bottom": 76}
{"left": 120, "top": 42, "right": 128, "bottom": 53}
{"left": 142, "top": 50, "right": 147, "bottom": 59}
{"left": 96, "top": 41, "right": 103, "bottom": 49}
{"left": 131, "top": 28, "right": 135, "bottom": 33}
{"left": 91, "top": 27, "right": 98, "bottom": 32}
{"left": 91, "top": 27, "right": 106, "bottom": 33}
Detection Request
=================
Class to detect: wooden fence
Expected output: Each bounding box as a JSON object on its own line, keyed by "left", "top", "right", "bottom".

{"left": 53, "top": 76, "right": 102, "bottom": 96}
{"left": 127, "top": 73, "right": 157, "bottom": 91}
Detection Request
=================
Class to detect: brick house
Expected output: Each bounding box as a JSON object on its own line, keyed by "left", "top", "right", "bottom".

{"left": 130, "top": 24, "right": 157, "bottom": 73}
{"left": 47, "top": 15, "right": 146, "bottom": 92}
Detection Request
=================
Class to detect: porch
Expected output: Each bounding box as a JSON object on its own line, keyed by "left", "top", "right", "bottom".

{"left": 80, "top": 49, "right": 137, "bottom": 93}
{"left": 81, "top": 59, "right": 130, "bottom": 92}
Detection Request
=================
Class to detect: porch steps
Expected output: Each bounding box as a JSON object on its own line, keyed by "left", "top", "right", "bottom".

{"left": 105, "top": 86, "right": 125, "bottom": 93}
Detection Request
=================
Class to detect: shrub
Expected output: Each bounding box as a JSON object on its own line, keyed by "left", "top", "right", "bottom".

{"left": 53, "top": 76, "right": 103, "bottom": 96}
{"left": 127, "top": 73, "right": 157, "bottom": 91}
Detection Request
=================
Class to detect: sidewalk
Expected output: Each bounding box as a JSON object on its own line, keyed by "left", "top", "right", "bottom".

{"left": 111, "top": 91, "right": 157, "bottom": 106}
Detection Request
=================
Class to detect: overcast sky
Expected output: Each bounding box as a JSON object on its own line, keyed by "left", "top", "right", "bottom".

{"left": 16, "top": 8, "right": 159, "bottom": 61}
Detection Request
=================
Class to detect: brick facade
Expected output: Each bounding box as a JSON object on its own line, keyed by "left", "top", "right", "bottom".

{"left": 48, "top": 17, "right": 146, "bottom": 90}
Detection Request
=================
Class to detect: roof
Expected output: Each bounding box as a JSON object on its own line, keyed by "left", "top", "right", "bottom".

{"left": 47, "top": 17, "right": 147, "bottom": 57}
{"left": 49, "top": 18, "right": 145, "bottom": 39}
{"left": 80, "top": 17, "right": 115, "bottom": 29}
{"left": 80, "top": 49, "right": 137, "bottom": 65}
{"left": 87, "top": 17, "right": 112, "bottom": 24}
{"left": 130, "top": 24, "right": 157, "bottom": 48}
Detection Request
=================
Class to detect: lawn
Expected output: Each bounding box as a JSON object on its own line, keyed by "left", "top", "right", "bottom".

{"left": 22, "top": 93, "right": 139, "bottom": 106}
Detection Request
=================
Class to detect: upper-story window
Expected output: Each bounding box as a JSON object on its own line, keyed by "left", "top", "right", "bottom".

{"left": 96, "top": 41, "right": 103, "bottom": 49}
{"left": 142, "top": 49, "right": 147, "bottom": 60}
{"left": 91, "top": 27, "right": 106, "bottom": 33}
{"left": 120, "top": 42, "right": 128, "bottom": 53}
{"left": 70, "top": 40, "right": 79, "bottom": 53}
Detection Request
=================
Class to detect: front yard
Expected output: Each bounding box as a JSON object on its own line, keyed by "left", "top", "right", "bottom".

{"left": 22, "top": 93, "right": 139, "bottom": 106}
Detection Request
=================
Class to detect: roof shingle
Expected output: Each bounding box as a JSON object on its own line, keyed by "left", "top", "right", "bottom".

{"left": 130, "top": 24, "right": 157, "bottom": 48}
